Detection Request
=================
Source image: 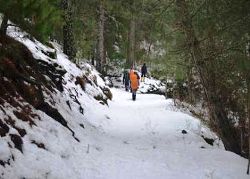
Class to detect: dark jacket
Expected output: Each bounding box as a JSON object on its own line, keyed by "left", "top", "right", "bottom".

{"left": 141, "top": 64, "right": 147, "bottom": 74}
{"left": 123, "top": 71, "right": 130, "bottom": 85}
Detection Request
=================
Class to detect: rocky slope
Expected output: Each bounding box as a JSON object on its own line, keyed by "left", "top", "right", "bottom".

{"left": 0, "top": 26, "right": 111, "bottom": 178}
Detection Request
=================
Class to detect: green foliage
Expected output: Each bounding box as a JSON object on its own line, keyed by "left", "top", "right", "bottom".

{"left": 168, "top": 0, "right": 250, "bottom": 155}
{"left": 0, "top": 0, "right": 62, "bottom": 41}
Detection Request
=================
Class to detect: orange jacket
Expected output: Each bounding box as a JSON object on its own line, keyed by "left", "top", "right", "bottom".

{"left": 130, "top": 72, "right": 140, "bottom": 90}
{"left": 129, "top": 69, "right": 134, "bottom": 79}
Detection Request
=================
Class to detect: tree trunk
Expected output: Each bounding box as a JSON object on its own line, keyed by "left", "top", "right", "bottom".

{"left": 187, "top": 65, "right": 195, "bottom": 104}
{"left": 96, "top": 0, "right": 105, "bottom": 74}
{"left": 176, "top": 0, "right": 241, "bottom": 154}
{"left": 0, "top": 14, "right": 8, "bottom": 35}
{"left": 127, "top": 13, "right": 136, "bottom": 68}
{"left": 91, "top": 42, "right": 95, "bottom": 66}
{"left": 247, "top": 76, "right": 250, "bottom": 174}
{"left": 62, "top": 0, "right": 76, "bottom": 63}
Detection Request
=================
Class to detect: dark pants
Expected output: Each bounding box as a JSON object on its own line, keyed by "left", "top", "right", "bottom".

{"left": 125, "top": 84, "right": 130, "bottom": 91}
{"left": 125, "top": 81, "right": 130, "bottom": 91}
{"left": 141, "top": 73, "right": 146, "bottom": 78}
{"left": 132, "top": 90, "right": 136, "bottom": 101}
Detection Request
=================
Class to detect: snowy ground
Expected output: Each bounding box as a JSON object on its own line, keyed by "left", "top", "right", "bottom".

{"left": 110, "top": 74, "right": 165, "bottom": 95}
{"left": 81, "top": 88, "right": 248, "bottom": 179}
{"left": 1, "top": 25, "right": 248, "bottom": 179}
{"left": 2, "top": 86, "right": 248, "bottom": 179}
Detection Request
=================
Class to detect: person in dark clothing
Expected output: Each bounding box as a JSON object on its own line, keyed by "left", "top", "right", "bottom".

{"left": 123, "top": 70, "right": 130, "bottom": 91}
{"left": 141, "top": 63, "right": 147, "bottom": 82}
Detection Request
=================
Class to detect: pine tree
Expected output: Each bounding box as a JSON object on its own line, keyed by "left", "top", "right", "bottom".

{"left": 96, "top": 0, "right": 106, "bottom": 74}
{"left": 61, "top": 0, "right": 76, "bottom": 62}
{"left": 0, "top": 0, "right": 61, "bottom": 41}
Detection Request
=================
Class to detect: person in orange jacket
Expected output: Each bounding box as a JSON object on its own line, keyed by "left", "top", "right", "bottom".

{"left": 130, "top": 70, "right": 140, "bottom": 101}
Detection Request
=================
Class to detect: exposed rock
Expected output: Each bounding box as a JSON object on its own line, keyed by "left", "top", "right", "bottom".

{"left": 101, "top": 87, "right": 112, "bottom": 100}
{"left": 36, "top": 102, "right": 80, "bottom": 142}
{"left": 10, "top": 134, "right": 23, "bottom": 153}
{"left": 13, "top": 110, "right": 36, "bottom": 126}
{"left": 75, "top": 76, "right": 86, "bottom": 91}
{"left": 31, "top": 140, "right": 46, "bottom": 150}
{"left": 94, "top": 95, "right": 108, "bottom": 105}
{"left": 0, "top": 119, "right": 9, "bottom": 137}
{"left": 201, "top": 135, "right": 214, "bottom": 146}
{"left": 181, "top": 129, "right": 187, "bottom": 134}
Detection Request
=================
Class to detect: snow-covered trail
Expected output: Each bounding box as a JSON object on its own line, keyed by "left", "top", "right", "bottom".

{"left": 83, "top": 88, "right": 248, "bottom": 179}
{"left": 105, "top": 88, "right": 204, "bottom": 142}
{"left": 4, "top": 26, "right": 247, "bottom": 179}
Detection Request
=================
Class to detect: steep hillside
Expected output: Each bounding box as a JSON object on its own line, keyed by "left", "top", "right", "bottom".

{"left": 0, "top": 26, "right": 111, "bottom": 178}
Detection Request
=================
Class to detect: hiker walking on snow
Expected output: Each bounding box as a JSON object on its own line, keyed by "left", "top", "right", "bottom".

{"left": 130, "top": 69, "right": 140, "bottom": 101}
{"left": 141, "top": 63, "right": 147, "bottom": 82}
{"left": 123, "top": 70, "right": 130, "bottom": 91}
{"left": 129, "top": 67, "right": 134, "bottom": 92}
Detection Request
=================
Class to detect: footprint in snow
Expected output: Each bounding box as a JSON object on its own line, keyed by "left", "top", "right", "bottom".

{"left": 95, "top": 146, "right": 103, "bottom": 152}
{"left": 123, "top": 141, "right": 129, "bottom": 144}
{"left": 105, "top": 115, "right": 111, "bottom": 119}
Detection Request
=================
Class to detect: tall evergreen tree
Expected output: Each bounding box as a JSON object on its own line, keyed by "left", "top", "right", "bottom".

{"left": 61, "top": 0, "right": 76, "bottom": 62}
{"left": 0, "top": 0, "right": 61, "bottom": 41}
{"left": 96, "top": 0, "right": 106, "bottom": 74}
